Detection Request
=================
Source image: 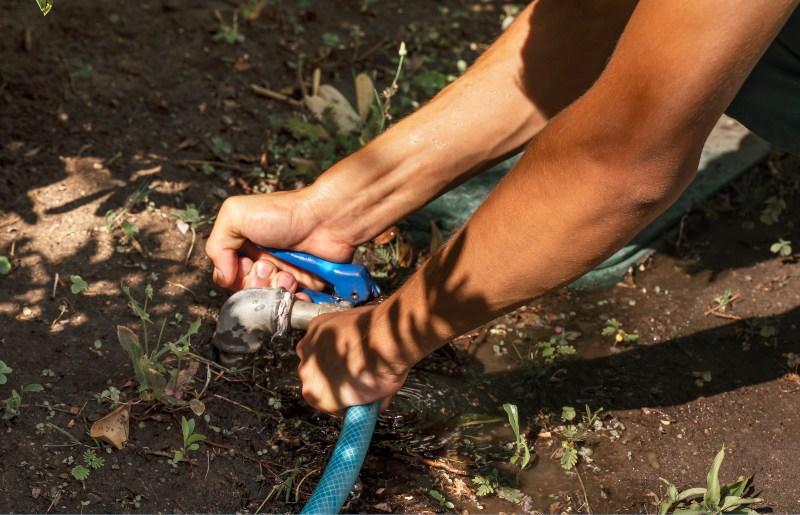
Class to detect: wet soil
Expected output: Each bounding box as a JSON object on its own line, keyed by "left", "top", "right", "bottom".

{"left": 2, "top": 1, "right": 800, "bottom": 513}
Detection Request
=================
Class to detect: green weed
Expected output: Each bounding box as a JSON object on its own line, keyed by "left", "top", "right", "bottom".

{"left": 3, "top": 383, "right": 44, "bottom": 420}
{"left": 70, "top": 275, "right": 89, "bottom": 294}
{"left": 760, "top": 196, "right": 786, "bottom": 225}
{"left": 602, "top": 318, "right": 639, "bottom": 344}
{"left": 471, "top": 470, "right": 526, "bottom": 505}
{"left": 557, "top": 405, "right": 604, "bottom": 471}
{"left": 0, "top": 360, "right": 11, "bottom": 385}
{"left": 770, "top": 238, "right": 792, "bottom": 257}
{"left": 659, "top": 446, "right": 762, "bottom": 515}
{"left": 428, "top": 489, "right": 455, "bottom": 510}
{"left": 502, "top": 403, "right": 532, "bottom": 472}
{"left": 171, "top": 204, "right": 213, "bottom": 263}
{"left": 711, "top": 290, "right": 736, "bottom": 313}
{"left": 213, "top": 12, "right": 244, "bottom": 44}
{"left": 34, "top": 0, "right": 52, "bottom": 16}
{"left": 536, "top": 331, "right": 576, "bottom": 363}
{"left": 0, "top": 256, "right": 11, "bottom": 275}
{"left": 104, "top": 182, "right": 152, "bottom": 235}
{"left": 170, "top": 416, "right": 206, "bottom": 465}
{"left": 118, "top": 284, "right": 201, "bottom": 405}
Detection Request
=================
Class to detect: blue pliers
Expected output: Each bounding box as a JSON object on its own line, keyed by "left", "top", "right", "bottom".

{"left": 265, "top": 248, "right": 381, "bottom": 306}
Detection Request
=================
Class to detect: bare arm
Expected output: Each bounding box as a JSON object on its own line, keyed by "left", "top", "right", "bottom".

{"left": 206, "top": 1, "right": 633, "bottom": 288}
{"left": 298, "top": 0, "right": 798, "bottom": 412}
{"left": 373, "top": 0, "right": 799, "bottom": 363}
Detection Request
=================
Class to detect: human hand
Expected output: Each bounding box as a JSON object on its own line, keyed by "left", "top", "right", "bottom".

{"left": 205, "top": 189, "right": 357, "bottom": 293}
{"left": 296, "top": 305, "right": 412, "bottom": 415}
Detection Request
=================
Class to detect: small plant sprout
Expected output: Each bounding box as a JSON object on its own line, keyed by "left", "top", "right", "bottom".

{"left": 557, "top": 405, "right": 605, "bottom": 471}
{"left": 0, "top": 256, "right": 11, "bottom": 275}
{"left": 71, "top": 465, "right": 90, "bottom": 482}
{"left": 428, "top": 489, "right": 455, "bottom": 510}
{"left": 658, "top": 446, "right": 763, "bottom": 515}
{"left": 171, "top": 204, "right": 213, "bottom": 263}
{"left": 70, "top": 449, "right": 105, "bottom": 483}
{"left": 471, "top": 469, "right": 527, "bottom": 504}
{"left": 213, "top": 11, "right": 244, "bottom": 45}
{"left": 712, "top": 290, "right": 736, "bottom": 313}
{"left": 537, "top": 329, "right": 576, "bottom": 363}
{"left": 0, "top": 360, "right": 11, "bottom": 385}
{"left": 770, "top": 238, "right": 792, "bottom": 257}
{"left": 83, "top": 449, "right": 105, "bottom": 470}
{"left": 70, "top": 275, "right": 89, "bottom": 294}
{"left": 693, "top": 370, "right": 712, "bottom": 387}
{"left": 119, "top": 284, "right": 202, "bottom": 405}
{"left": 760, "top": 195, "right": 786, "bottom": 225}
{"left": 3, "top": 383, "right": 44, "bottom": 420}
{"left": 502, "top": 403, "right": 532, "bottom": 472}
{"left": 602, "top": 318, "right": 639, "bottom": 344}
{"left": 34, "top": 0, "right": 53, "bottom": 16}
{"left": 170, "top": 416, "right": 206, "bottom": 465}
{"left": 210, "top": 135, "right": 233, "bottom": 158}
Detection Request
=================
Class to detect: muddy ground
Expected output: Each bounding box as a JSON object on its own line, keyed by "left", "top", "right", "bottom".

{"left": 1, "top": 1, "right": 799, "bottom": 513}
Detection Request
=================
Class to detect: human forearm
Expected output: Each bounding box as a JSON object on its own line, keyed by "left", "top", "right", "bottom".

{"left": 307, "top": 4, "right": 545, "bottom": 245}
{"left": 364, "top": 0, "right": 798, "bottom": 367}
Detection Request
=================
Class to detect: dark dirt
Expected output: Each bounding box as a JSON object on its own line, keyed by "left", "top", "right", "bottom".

{"left": 1, "top": 1, "right": 799, "bottom": 514}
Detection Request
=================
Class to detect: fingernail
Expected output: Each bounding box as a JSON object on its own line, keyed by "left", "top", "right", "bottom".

{"left": 255, "top": 261, "right": 269, "bottom": 279}
{"left": 274, "top": 272, "right": 296, "bottom": 291}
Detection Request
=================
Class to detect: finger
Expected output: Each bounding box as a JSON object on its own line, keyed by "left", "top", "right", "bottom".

{"left": 240, "top": 242, "right": 328, "bottom": 291}
{"left": 205, "top": 200, "right": 245, "bottom": 289}
{"left": 243, "top": 260, "right": 276, "bottom": 289}
{"left": 295, "top": 291, "right": 311, "bottom": 302}
{"left": 271, "top": 270, "right": 298, "bottom": 292}
{"left": 231, "top": 256, "right": 254, "bottom": 291}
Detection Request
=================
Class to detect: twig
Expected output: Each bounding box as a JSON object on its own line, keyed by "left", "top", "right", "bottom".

{"left": 52, "top": 272, "right": 59, "bottom": 298}
{"left": 185, "top": 228, "right": 196, "bottom": 264}
{"left": 176, "top": 159, "right": 252, "bottom": 173}
{"left": 708, "top": 311, "right": 742, "bottom": 320}
{"left": 575, "top": 466, "right": 592, "bottom": 515}
{"left": 394, "top": 453, "right": 469, "bottom": 475}
{"left": 212, "top": 393, "right": 267, "bottom": 417}
{"left": 198, "top": 362, "right": 212, "bottom": 398}
{"left": 143, "top": 449, "right": 197, "bottom": 466}
{"left": 295, "top": 467, "right": 321, "bottom": 501}
{"left": 205, "top": 440, "right": 279, "bottom": 471}
{"left": 166, "top": 280, "right": 199, "bottom": 302}
{"left": 704, "top": 293, "right": 742, "bottom": 319}
{"left": 250, "top": 84, "right": 303, "bottom": 107}
{"left": 46, "top": 423, "right": 86, "bottom": 447}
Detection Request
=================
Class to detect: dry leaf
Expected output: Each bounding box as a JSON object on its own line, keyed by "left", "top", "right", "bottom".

{"left": 304, "top": 84, "right": 361, "bottom": 134}
{"left": 396, "top": 238, "right": 414, "bottom": 268}
{"left": 67, "top": 419, "right": 76, "bottom": 428}
{"left": 373, "top": 225, "right": 399, "bottom": 245}
{"left": 189, "top": 398, "right": 205, "bottom": 417}
{"left": 783, "top": 372, "right": 800, "bottom": 385}
{"left": 354, "top": 73, "right": 376, "bottom": 122}
{"left": 429, "top": 221, "right": 445, "bottom": 253}
{"left": 244, "top": 0, "right": 268, "bottom": 21}
{"left": 90, "top": 404, "right": 130, "bottom": 450}
{"left": 311, "top": 67, "right": 321, "bottom": 97}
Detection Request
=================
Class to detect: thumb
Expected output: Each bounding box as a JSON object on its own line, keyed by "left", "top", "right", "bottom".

{"left": 205, "top": 206, "right": 245, "bottom": 289}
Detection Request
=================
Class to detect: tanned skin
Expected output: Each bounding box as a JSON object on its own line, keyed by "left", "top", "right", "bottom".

{"left": 206, "top": 0, "right": 799, "bottom": 414}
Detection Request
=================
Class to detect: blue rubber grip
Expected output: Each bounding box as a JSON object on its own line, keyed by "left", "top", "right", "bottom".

{"left": 300, "top": 402, "right": 380, "bottom": 514}
{"left": 264, "top": 248, "right": 380, "bottom": 305}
